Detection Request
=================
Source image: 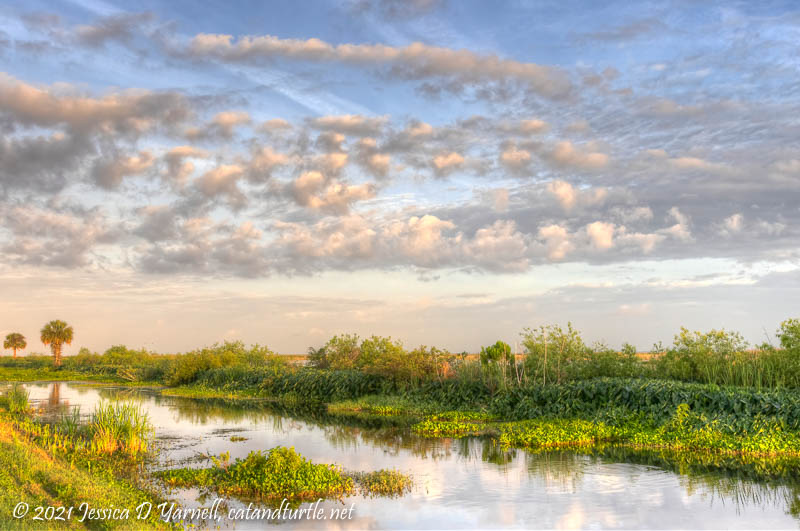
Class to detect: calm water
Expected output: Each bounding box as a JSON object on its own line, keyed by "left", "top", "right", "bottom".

{"left": 21, "top": 382, "right": 800, "bottom": 529}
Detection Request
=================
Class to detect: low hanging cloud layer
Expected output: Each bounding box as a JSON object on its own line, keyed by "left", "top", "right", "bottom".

{"left": 1, "top": 1, "right": 800, "bottom": 352}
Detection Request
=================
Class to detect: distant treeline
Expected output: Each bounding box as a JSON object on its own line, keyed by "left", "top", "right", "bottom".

{"left": 2, "top": 318, "right": 799, "bottom": 391}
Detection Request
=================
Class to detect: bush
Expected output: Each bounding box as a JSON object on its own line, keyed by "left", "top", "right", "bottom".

{"left": 779, "top": 318, "right": 800, "bottom": 353}
{"left": 164, "top": 341, "right": 282, "bottom": 386}
{"left": 324, "top": 334, "right": 361, "bottom": 370}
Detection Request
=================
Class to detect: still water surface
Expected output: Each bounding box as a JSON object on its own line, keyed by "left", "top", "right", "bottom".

{"left": 22, "top": 382, "right": 800, "bottom": 529}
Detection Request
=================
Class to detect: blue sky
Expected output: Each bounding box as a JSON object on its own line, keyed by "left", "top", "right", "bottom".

{"left": 1, "top": 0, "right": 799, "bottom": 354}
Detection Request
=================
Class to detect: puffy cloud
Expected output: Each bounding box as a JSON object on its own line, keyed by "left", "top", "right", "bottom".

{"left": 519, "top": 118, "right": 548, "bottom": 134}
{"left": 182, "top": 34, "right": 572, "bottom": 99}
{"left": 134, "top": 205, "right": 179, "bottom": 242}
{"left": 354, "top": 138, "right": 391, "bottom": 177}
{"left": 309, "top": 114, "right": 388, "bottom": 137}
{"left": 499, "top": 143, "right": 532, "bottom": 173}
{"left": 547, "top": 180, "right": 577, "bottom": 210}
{"left": 273, "top": 215, "right": 377, "bottom": 264}
{"left": 0, "top": 73, "right": 190, "bottom": 136}
{"left": 195, "top": 164, "right": 246, "bottom": 206}
{"left": 0, "top": 131, "right": 90, "bottom": 193}
{"left": 314, "top": 152, "right": 349, "bottom": 174}
{"left": 245, "top": 146, "right": 289, "bottom": 182}
{"left": 723, "top": 213, "right": 743, "bottom": 234}
{"left": 660, "top": 207, "right": 692, "bottom": 242}
{"left": 383, "top": 214, "right": 458, "bottom": 266}
{"left": 1, "top": 205, "right": 115, "bottom": 268}
{"left": 548, "top": 141, "right": 609, "bottom": 169}
{"left": 404, "top": 120, "right": 434, "bottom": 137}
{"left": 464, "top": 220, "right": 530, "bottom": 272}
{"left": 289, "top": 171, "right": 375, "bottom": 214}
{"left": 259, "top": 118, "right": 292, "bottom": 132}
{"left": 614, "top": 206, "right": 653, "bottom": 224}
{"left": 491, "top": 188, "right": 509, "bottom": 212}
{"left": 91, "top": 151, "right": 155, "bottom": 189}
{"left": 163, "top": 145, "right": 207, "bottom": 185}
{"left": 616, "top": 229, "right": 663, "bottom": 254}
{"left": 538, "top": 224, "right": 573, "bottom": 260}
{"left": 186, "top": 110, "right": 251, "bottom": 140}
{"left": 586, "top": 221, "right": 615, "bottom": 250}
{"left": 432, "top": 151, "right": 464, "bottom": 176}
{"left": 315, "top": 131, "right": 346, "bottom": 152}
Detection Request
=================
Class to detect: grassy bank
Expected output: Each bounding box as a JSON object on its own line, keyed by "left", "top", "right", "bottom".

{"left": 0, "top": 415, "right": 168, "bottom": 529}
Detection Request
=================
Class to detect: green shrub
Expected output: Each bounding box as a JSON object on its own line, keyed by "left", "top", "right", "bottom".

{"left": 779, "top": 318, "right": 800, "bottom": 353}
{"left": 323, "top": 334, "right": 361, "bottom": 370}
{"left": 164, "top": 341, "right": 282, "bottom": 386}
{"left": 521, "top": 322, "right": 587, "bottom": 385}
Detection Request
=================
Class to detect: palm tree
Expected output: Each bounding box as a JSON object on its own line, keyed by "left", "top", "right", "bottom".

{"left": 40, "top": 320, "right": 74, "bottom": 367}
{"left": 3, "top": 333, "right": 27, "bottom": 359}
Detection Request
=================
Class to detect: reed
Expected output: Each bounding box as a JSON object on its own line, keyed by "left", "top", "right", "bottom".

{"left": 90, "top": 401, "right": 153, "bottom": 456}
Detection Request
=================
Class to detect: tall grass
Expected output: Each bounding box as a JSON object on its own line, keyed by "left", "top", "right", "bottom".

{"left": 1, "top": 384, "right": 30, "bottom": 414}
{"left": 90, "top": 401, "right": 153, "bottom": 456}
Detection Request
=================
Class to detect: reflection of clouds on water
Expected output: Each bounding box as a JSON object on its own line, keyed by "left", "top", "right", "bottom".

{"left": 19, "top": 382, "right": 800, "bottom": 529}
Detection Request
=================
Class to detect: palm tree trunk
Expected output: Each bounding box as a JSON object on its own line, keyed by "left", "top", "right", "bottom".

{"left": 13, "top": 348, "right": 17, "bottom": 359}
{"left": 53, "top": 343, "right": 62, "bottom": 367}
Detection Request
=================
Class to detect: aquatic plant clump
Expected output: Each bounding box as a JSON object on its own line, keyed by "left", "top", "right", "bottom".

{"left": 158, "top": 447, "right": 355, "bottom": 501}
{"left": 496, "top": 405, "right": 800, "bottom": 457}
{"left": 350, "top": 469, "right": 414, "bottom": 497}
{"left": 157, "top": 446, "right": 414, "bottom": 503}
{"left": 412, "top": 418, "right": 489, "bottom": 438}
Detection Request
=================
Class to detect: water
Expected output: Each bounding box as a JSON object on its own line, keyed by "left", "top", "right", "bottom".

{"left": 21, "top": 382, "right": 800, "bottom": 529}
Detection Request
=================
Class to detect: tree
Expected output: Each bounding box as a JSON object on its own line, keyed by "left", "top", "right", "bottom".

{"left": 3, "top": 333, "right": 27, "bottom": 359}
{"left": 40, "top": 320, "right": 74, "bottom": 367}
{"left": 778, "top": 318, "right": 800, "bottom": 353}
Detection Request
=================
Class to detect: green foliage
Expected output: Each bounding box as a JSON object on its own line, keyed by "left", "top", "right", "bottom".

{"left": 351, "top": 469, "right": 413, "bottom": 497}
{"left": 412, "top": 418, "right": 488, "bottom": 437}
{"left": 480, "top": 340, "right": 512, "bottom": 365}
{"left": 0, "top": 417, "right": 168, "bottom": 529}
{"left": 497, "top": 405, "right": 800, "bottom": 456}
{"left": 0, "top": 384, "right": 29, "bottom": 415}
{"left": 158, "top": 447, "right": 354, "bottom": 501}
{"left": 409, "top": 376, "right": 800, "bottom": 431}
{"left": 311, "top": 334, "right": 447, "bottom": 385}
{"left": 3, "top": 332, "right": 26, "bottom": 358}
{"left": 40, "top": 319, "right": 74, "bottom": 367}
{"left": 621, "top": 342, "right": 637, "bottom": 356}
{"left": 498, "top": 418, "right": 614, "bottom": 448}
{"left": 196, "top": 365, "right": 393, "bottom": 402}
{"left": 323, "top": 334, "right": 361, "bottom": 370}
{"left": 307, "top": 345, "right": 328, "bottom": 369}
{"left": 654, "top": 327, "right": 800, "bottom": 388}
{"left": 90, "top": 401, "right": 154, "bottom": 456}
{"left": 521, "top": 322, "right": 587, "bottom": 385}
{"left": 779, "top": 318, "right": 800, "bottom": 353}
{"left": 163, "top": 341, "right": 283, "bottom": 386}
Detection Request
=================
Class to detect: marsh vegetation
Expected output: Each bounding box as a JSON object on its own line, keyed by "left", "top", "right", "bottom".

{"left": 2, "top": 318, "right": 800, "bottom": 526}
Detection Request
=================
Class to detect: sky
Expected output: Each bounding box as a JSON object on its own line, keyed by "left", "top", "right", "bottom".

{"left": 1, "top": 0, "right": 799, "bottom": 355}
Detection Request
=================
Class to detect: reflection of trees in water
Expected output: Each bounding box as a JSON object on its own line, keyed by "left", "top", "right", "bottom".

{"left": 595, "top": 447, "right": 800, "bottom": 518}
{"left": 48, "top": 382, "right": 60, "bottom": 407}
{"left": 82, "top": 386, "right": 800, "bottom": 519}
{"left": 524, "top": 450, "right": 587, "bottom": 492}
{"left": 518, "top": 445, "right": 800, "bottom": 518}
